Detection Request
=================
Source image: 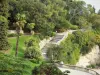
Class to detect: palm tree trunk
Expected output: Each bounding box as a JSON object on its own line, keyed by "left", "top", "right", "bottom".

{"left": 15, "top": 28, "right": 20, "bottom": 56}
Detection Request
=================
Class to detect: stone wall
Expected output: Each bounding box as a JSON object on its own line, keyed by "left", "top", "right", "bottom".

{"left": 76, "top": 45, "right": 100, "bottom": 67}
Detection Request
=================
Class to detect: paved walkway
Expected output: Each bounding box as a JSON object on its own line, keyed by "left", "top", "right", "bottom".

{"left": 58, "top": 67, "right": 92, "bottom": 75}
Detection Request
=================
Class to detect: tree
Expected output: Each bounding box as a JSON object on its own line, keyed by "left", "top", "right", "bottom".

{"left": 14, "top": 13, "right": 26, "bottom": 56}
{"left": 98, "top": 9, "right": 100, "bottom": 15}
{"left": 0, "top": 0, "right": 9, "bottom": 18}
{"left": 47, "top": 45, "right": 63, "bottom": 61}
{"left": 76, "top": 16, "right": 91, "bottom": 29}
{"left": 27, "top": 23, "right": 35, "bottom": 34}
{"left": 65, "top": 0, "right": 86, "bottom": 23}
{"left": 0, "top": 0, "right": 10, "bottom": 50}
{"left": 89, "top": 14, "right": 100, "bottom": 34}
{"left": 87, "top": 4, "right": 95, "bottom": 14}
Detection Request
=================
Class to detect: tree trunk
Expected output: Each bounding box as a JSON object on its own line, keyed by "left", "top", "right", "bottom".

{"left": 15, "top": 28, "right": 20, "bottom": 56}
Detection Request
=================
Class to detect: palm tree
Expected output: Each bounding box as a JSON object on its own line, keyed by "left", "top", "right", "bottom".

{"left": 14, "top": 13, "right": 26, "bottom": 56}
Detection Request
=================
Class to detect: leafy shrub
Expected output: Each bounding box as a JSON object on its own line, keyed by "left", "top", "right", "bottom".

{"left": 73, "top": 30, "right": 96, "bottom": 55}
{"left": 47, "top": 45, "right": 63, "bottom": 61}
{"left": 50, "top": 32, "right": 56, "bottom": 37}
{"left": 32, "top": 63, "right": 63, "bottom": 75}
{"left": 0, "top": 16, "right": 10, "bottom": 50}
{"left": 24, "top": 47, "right": 41, "bottom": 59}
{"left": 29, "top": 59, "right": 40, "bottom": 64}
{"left": 57, "top": 28, "right": 67, "bottom": 32}
{"left": 0, "top": 53, "right": 33, "bottom": 75}
{"left": 8, "top": 33, "right": 17, "bottom": 37}
{"left": 87, "top": 64, "right": 96, "bottom": 68}
{"left": 8, "top": 33, "right": 23, "bottom": 37}
{"left": 35, "top": 33, "right": 45, "bottom": 40}
{"left": 47, "top": 36, "right": 80, "bottom": 65}
{"left": 60, "top": 35, "right": 80, "bottom": 64}
{"left": 87, "top": 64, "right": 100, "bottom": 69}
{"left": 24, "top": 36, "right": 42, "bottom": 60}
{"left": 93, "top": 34, "right": 100, "bottom": 47}
{"left": 70, "top": 25, "right": 79, "bottom": 30}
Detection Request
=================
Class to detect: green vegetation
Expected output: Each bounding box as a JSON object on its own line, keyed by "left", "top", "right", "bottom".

{"left": 24, "top": 36, "right": 42, "bottom": 60}
{"left": 8, "top": 35, "right": 41, "bottom": 58}
{"left": 8, "top": 33, "right": 23, "bottom": 37}
{"left": 8, "top": 0, "right": 96, "bottom": 36}
{"left": 87, "top": 64, "right": 100, "bottom": 69}
{"left": 0, "top": 52, "right": 40, "bottom": 75}
{"left": 8, "top": 35, "right": 31, "bottom": 57}
{"left": 32, "top": 63, "right": 63, "bottom": 75}
{"left": 47, "top": 35, "right": 80, "bottom": 65}
{"left": 27, "top": 23, "right": 35, "bottom": 34}
{"left": 14, "top": 13, "right": 26, "bottom": 56}
{"left": 73, "top": 30, "right": 95, "bottom": 55}
{"left": 47, "top": 30, "right": 100, "bottom": 64}
{"left": 0, "top": 0, "right": 100, "bottom": 75}
{"left": 60, "top": 35, "right": 80, "bottom": 64}
{"left": 0, "top": 0, "right": 10, "bottom": 50}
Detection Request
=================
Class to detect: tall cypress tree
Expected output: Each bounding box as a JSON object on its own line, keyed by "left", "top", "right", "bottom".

{"left": 0, "top": 0, "right": 10, "bottom": 50}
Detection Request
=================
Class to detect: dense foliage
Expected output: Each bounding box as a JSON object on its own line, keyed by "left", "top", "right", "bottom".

{"left": 24, "top": 36, "right": 42, "bottom": 60}
{"left": 32, "top": 63, "right": 63, "bottom": 75}
{"left": 47, "top": 35, "right": 80, "bottom": 65}
{"left": 47, "top": 30, "right": 100, "bottom": 64}
{"left": 0, "top": 0, "right": 100, "bottom": 75}
{"left": 0, "top": 52, "right": 34, "bottom": 75}
{"left": 7, "top": 0, "right": 97, "bottom": 36}
{"left": 0, "top": 0, "right": 10, "bottom": 50}
{"left": 72, "top": 30, "right": 96, "bottom": 55}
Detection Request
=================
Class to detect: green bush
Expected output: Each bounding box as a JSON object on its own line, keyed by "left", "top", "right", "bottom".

{"left": 8, "top": 33, "right": 17, "bottom": 37}
{"left": 32, "top": 63, "right": 63, "bottom": 75}
{"left": 50, "top": 32, "right": 56, "bottom": 37}
{"left": 24, "top": 47, "right": 41, "bottom": 59}
{"left": 0, "top": 53, "right": 33, "bottom": 75}
{"left": 24, "top": 36, "right": 42, "bottom": 60}
{"left": 73, "top": 30, "right": 96, "bottom": 55}
{"left": 47, "top": 45, "right": 63, "bottom": 61}
{"left": 60, "top": 36, "right": 80, "bottom": 64}
{"left": 47, "top": 36, "right": 80, "bottom": 65}
{"left": 57, "top": 28, "right": 67, "bottom": 32}
{"left": 8, "top": 33, "right": 23, "bottom": 37}
{"left": 87, "top": 64, "right": 96, "bottom": 68}
{"left": 70, "top": 25, "right": 79, "bottom": 30}
{"left": 0, "top": 16, "right": 10, "bottom": 50}
{"left": 29, "top": 59, "right": 40, "bottom": 64}
{"left": 35, "top": 33, "right": 45, "bottom": 40}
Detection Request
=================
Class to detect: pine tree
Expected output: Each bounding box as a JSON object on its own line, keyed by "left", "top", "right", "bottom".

{"left": 0, "top": 0, "right": 10, "bottom": 50}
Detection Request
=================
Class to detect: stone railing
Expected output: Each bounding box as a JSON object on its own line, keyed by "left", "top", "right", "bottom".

{"left": 55, "top": 63, "right": 100, "bottom": 75}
